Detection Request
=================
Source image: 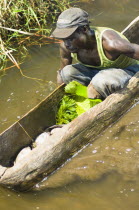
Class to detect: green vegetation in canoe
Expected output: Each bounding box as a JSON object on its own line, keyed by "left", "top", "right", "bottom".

{"left": 56, "top": 81, "right": 102, "bottom": 124}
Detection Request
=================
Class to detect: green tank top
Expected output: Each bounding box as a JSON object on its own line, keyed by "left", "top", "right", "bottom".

{"left": 71, "top": 27, "right": 138, "bottom": 69}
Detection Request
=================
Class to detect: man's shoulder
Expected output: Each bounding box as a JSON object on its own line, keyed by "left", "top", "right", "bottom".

{"left": 91, "top": 26, "right": 127, "bottom": 41}
{"left": 102, "top": 28, "right": 128, "bottom": 41}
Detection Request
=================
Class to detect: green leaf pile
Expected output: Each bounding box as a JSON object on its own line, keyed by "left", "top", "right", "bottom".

{"left": 56, "top": 81, "right": 102, "bottom": 124}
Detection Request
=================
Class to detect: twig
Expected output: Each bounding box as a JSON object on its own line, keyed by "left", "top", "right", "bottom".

{"left": 0, "top": 26, "right": 35, "bottom": 35}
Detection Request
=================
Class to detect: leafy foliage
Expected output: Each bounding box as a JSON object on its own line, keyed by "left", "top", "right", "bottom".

{"left": 56, "top": 81, "right": 102, "bottom": 124}
{"left": 0, "top": 0, "right": 72, "bottom": 72}
{"left": 56, "top": 95, "right": 78, "bottom": 124}
{"left": 65, "top": 80, "right": 87, "bottom": 98}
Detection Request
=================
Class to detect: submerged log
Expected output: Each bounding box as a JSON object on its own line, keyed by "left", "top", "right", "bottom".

{"left": 0, "top": 72, "right": 139, "bottom": 191}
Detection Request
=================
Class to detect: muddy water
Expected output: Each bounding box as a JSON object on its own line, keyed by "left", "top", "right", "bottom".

{"left": 0, "top": 0, "right": 139, "bottom": 209}
{"left": 0, "top": 44, "right": 59, "bottom": 133}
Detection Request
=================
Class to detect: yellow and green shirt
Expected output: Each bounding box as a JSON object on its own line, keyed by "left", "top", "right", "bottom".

{"left": 71, "top": 27, "right": 139, "bottom": 69}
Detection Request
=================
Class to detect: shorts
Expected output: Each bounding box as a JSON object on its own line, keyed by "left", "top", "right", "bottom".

{"left": 60, "top": 63, "right": 139, "bottom": 98}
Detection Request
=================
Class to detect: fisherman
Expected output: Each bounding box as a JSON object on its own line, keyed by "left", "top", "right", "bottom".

{"left": 51, "top": 7, "right": 139, "bottom": 99}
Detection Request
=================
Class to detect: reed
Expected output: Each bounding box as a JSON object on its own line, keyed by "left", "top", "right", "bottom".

{"left": 0, "top": 0, "right": 72, "bottom": 73}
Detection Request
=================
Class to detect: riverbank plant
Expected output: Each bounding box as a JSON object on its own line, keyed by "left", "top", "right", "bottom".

{"left": 0, "top": 0, "right": 72, "bottom": 73}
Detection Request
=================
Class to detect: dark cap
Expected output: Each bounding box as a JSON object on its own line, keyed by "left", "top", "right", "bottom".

{"left": 51, "top": 8, "right": 89, "bottom": 39}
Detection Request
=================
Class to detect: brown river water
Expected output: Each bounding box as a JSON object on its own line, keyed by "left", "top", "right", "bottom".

{"left": 0, "top": 0, "right": 139, "bottom": 209}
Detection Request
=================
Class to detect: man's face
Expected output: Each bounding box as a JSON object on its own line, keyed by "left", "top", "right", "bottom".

{"left": 62, "top": 28, "right": 87, "bottom": 53}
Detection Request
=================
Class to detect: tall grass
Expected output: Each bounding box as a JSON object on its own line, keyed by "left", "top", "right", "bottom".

{"left": 0, "top": 0, "right": 72, "bottom": 73}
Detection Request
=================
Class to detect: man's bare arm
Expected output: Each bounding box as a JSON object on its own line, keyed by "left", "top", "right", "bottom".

{"left": 57, "top": 41, "right": 72, "bottom": 85}
{"left": 60, "top": 41, "right": 72, "bottom": 69}
{"left": 103, "top": 30, "right": 139, "bottom": 61}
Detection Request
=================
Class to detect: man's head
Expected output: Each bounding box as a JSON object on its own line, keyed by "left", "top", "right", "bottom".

{"left": 51, "top": 8, "right": 90, "bottom": 39}
{"left": 62, "top": 25, "right": 91, "bottom": 53}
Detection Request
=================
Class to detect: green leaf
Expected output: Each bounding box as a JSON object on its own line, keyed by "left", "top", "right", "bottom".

{"left": 56, "top": 81, "right": 102, "bottom": 125}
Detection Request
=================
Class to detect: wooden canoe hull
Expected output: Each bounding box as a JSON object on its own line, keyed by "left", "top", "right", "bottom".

{"left": 0, "top": 84, "right": 64, "bottom": 167}
{"left": 0, "top": 16, "right": 139, "bottom": 191}
{"left": 1, "top": 16, "right": 139, "bottom": 167}
{"left": 122, "top": 16, "right": 139, "bottom": 44}
{"left": 0, "top": 72, "right": 139, "bottom": 191}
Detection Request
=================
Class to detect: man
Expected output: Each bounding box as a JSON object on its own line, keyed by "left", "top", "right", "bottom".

{"left": 51, "top": 7, "right": 139, "bottom": 99}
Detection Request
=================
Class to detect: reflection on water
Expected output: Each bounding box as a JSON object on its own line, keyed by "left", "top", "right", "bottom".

{"left": 2, "top": 172, "right": 139, "bottom": 210}
{"left": 0, "top": 0, "right": 139, "bottom": 209}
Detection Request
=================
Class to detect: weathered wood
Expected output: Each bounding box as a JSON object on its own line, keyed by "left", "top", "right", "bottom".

{"left": 0, "top": 85, "right": 64, "bottom": 167}
{"left": 0, "top": 72, "right": 139, "bottom": 191}
{"left": 122, "top": 16, "right": 139, "bottom": 44}
{"left": 0, "top": 122, "right": 32, "bottom": 167}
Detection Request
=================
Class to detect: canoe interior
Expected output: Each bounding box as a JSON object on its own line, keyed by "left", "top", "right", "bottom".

{"left": 0, "top": 84, "right": 65, "bottom": 167}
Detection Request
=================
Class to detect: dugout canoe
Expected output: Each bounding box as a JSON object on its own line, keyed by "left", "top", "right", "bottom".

{"left": 0, "top": 16, "right": 139, "bottom": 191}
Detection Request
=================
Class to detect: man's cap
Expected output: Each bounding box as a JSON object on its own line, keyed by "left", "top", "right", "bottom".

{"left": 51, "top": 8, "right": 89, "bottom": 39}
